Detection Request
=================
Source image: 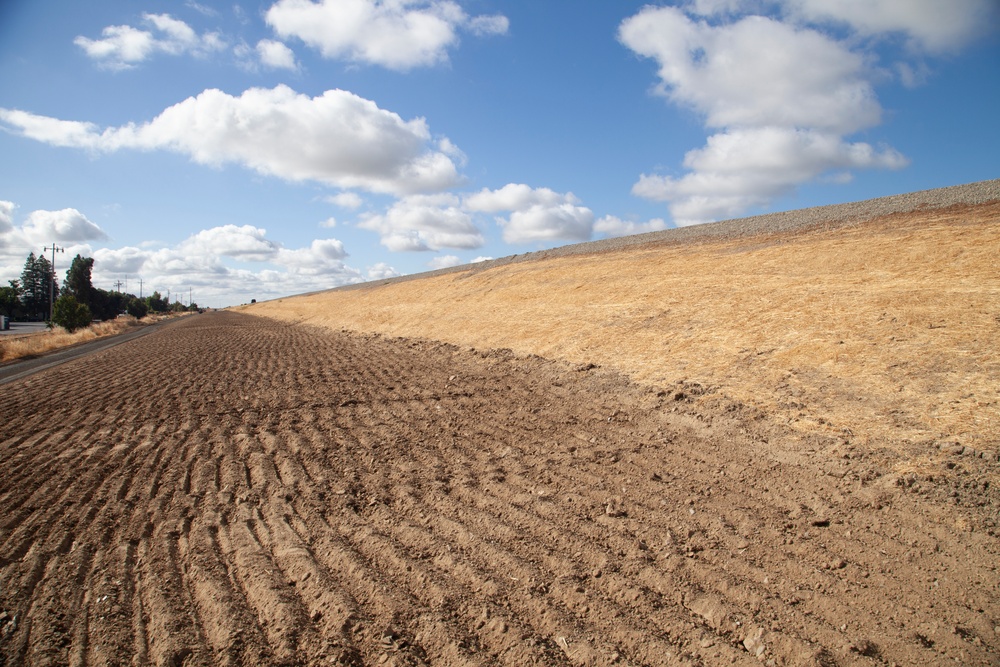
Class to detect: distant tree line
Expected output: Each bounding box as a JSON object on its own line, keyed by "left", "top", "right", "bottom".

{"left": 1, "top": 253, "right": 198, "bottom": 332}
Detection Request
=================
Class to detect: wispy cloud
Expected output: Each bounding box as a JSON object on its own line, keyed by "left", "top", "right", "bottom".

{"left": 75, "top": 13, "right": 226, "bottom": 70}
{"left": 783, "top": 0, "right": 998, "bottom": 53}
{"left": 594, "top": 215, "right": 669, "bottom": 239}
{"left": 185, "top": 1, "right": 219, "bottom": 18}
{"left": 325, "top": 192, "right": 364, "bottom": 209}
{"left": 0, "top": 201, "right": 14, "bottom": 236}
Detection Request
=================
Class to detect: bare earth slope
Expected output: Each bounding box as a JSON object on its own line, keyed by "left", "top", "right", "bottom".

{"left": 2, "top": 182, "right": 999, "bottom": 666}
{"left": 1, "top": 311, "right": 998, "bottom": 666}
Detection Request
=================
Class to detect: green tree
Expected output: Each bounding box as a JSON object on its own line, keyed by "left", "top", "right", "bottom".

{"left": 64, "top": 255, "right": 95, "bottom": 307}
{"left": 19, "top": 253, "right": 55, "bottom": 320}
{"left": 52, "top": 294, "right": 92, "bottom": 333}
{"left": 146, "top": 291, "right": 168, "bottom": 313}
{"left": 87, "top": 289, "right": 148, "bottom": 321}
{"left": 89, "top": 288, "right": 110, "bottom": 321}
{"left": 125, "top": 295, "right": 148, "bottom": 319}
{"left": 0, "top": 281, "right": 21, "bottom": 319}
{"left": 98, "top": 289, "right": 122, "bottom": 320}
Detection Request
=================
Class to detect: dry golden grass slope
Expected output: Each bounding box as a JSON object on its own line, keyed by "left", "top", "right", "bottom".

{"left": 0, "top": 318, "right": 137, "bottom": 363}
{"left": 0, "top": 314, "right": 184, "bottom": 363}
{"left": 246, "top": 198, "right": 1000, "bottom": 464}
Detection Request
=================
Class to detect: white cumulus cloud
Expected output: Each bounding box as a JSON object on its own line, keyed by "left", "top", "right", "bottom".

{"left": 464, "top": 183, "right": 570, "bottom": 213}
{"left": 428, "top": 254, "right": 461, "bottom": 269}
{"left": 594, "top": 216, "right": 670, "bottom": 238}
{"left": 358, "top": 194, "right": 483, "bottom": 251}
{"left": 465, "top": 184, "right": 594, "bottom": 244}
{"left": 0, "top": 206, "right": 366, "bottom": 306}
{"left": 275, "top": 238, "right": 351, "bottom": 275}
{"left": 0, "top": 206, "right": 108, "bottom": 288}
{"left": 632, "top": 127, "right": 908, "bottom": 224}
{"left": 257, "top": 39, "right": 298, "bottom": 69}
{"left": 502, "top": 204, "right": 594, "bottom": 245}
{"left": 88, "top": 227, "right": 362, "bottom": 304}
{"left": 75, "top": 13, "right": 226, "bottom": 69}
{"left": 265, "top": 0, "right": 508, "bottom": 71}
{"left": 179, "top": 224, "right": 280, "bottom": 262}
{"left": 619, "top": 5, "right": 914, "bottom": 225}
{"left": 93, "top": 246, "right": 148, "bottom": 275}
{"left": 0, "top": 85, "right": 462, "bottom": 196}
{"left": 620, "top": 9, "right": 881, "bottom": 134}
{"left": 367, "top": 262, "right": 401, "bottom": 281}
{"left": 21, "top": 208, "right": 109, "bottom": 244}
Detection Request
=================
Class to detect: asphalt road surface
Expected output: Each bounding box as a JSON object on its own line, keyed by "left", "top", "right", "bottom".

{"left": 0, "top": 322, "right": 49, "bottom": 336}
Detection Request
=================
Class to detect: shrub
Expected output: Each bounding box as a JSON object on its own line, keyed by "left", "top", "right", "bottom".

{"left": 52, "top": 294, "right": 93, "bottom": 333}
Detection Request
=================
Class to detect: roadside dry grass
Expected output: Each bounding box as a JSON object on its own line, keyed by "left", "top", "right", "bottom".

{"left": 248, "top": 202, "right": 1000, "bottom": 457}
{"left": 0, "top": 316, "right": 165, "bottom": 363}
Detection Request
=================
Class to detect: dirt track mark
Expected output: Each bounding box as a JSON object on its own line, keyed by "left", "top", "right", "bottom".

{"left": 1, "top": 311, "right": 998, "bottom": 666}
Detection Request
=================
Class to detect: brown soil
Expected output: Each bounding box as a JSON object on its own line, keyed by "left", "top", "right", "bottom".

{"left": 1, "top": 309, "right": 998, "bottom": 666}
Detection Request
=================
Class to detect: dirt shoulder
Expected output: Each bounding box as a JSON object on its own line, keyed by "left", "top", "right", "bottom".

{"left": 0, "top": 318, "right": 173, "bottom": 386}
{"left": 2, "top": 311, "right": 997, "bottom": 665}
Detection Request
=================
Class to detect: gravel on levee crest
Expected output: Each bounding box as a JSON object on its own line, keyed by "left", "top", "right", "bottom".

{"left": 2, "top": 179, "right": 999, "bottom": 666}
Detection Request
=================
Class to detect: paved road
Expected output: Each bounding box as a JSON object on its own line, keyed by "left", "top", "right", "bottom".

{"left": 0, "top": 319, "right": 171, "bottom": 386}
{"left": 0, "top": 322, "right": 50, "bottom": 336}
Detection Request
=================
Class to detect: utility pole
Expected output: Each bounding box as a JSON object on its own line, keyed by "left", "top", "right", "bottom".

{"left": 189, "top": 287, "right": 192, "bottom": 307}
{"left": 43, "top": 244, "right": 64, "bottom": 321}
{"left": 139, "top": 277, "right": 143, "bottom": 300}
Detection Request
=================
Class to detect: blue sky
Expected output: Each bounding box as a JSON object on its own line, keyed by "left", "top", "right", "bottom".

{"left": 1, "top": 1, "right": 997, "bottom": 307}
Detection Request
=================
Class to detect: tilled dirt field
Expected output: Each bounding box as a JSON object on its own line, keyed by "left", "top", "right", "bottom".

{"left": 1, "top": 311, "right": 998, "bottom": 666}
